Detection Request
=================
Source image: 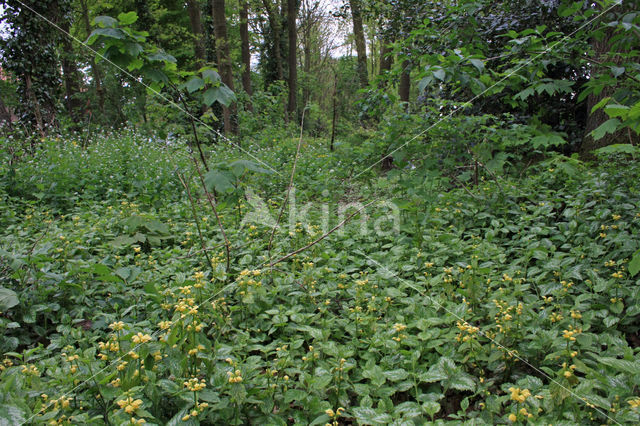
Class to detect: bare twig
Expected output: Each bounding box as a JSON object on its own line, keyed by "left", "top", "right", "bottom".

{"left": 268, "top": 107, "right": 307, "bottom": 263}
{"left": 191, "top": 156, "right": 231, "bottom": 272}
{"left": 268, "top": 200, "right": 375, "bottom": 267}
{"left": 177, "top": 172, "right": 213, "bottom": 272}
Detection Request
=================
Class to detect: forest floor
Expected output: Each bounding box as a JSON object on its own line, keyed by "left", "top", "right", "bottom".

{"left": 1, "top": 131, "right": 640, "bottom": 424}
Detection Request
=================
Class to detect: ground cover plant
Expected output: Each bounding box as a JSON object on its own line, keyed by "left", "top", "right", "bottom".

{"left": 2, "top": 0, "right": 640, "bottom": 424}
{"left": 1, "top": 129, "right": 640, "bottom": 425}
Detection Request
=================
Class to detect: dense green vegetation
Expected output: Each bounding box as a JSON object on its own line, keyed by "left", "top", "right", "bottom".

{"left": 2, "top": 0, "right": 640, "bottom": 425}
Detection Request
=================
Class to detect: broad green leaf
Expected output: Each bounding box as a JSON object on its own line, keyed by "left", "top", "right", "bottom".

{"left": 351, "top": 407, "right": 393, "bottom": 425}
{"left": 185, "top": 77, "right": 205, "bottom": 93}
{"left": 598, "top": 357, "right": 640, "bottom": 374}
{"left": 203, "top": 85, "right": 236, "bottom": 107}
{"left": 203, "top": 170, "right": 235, "bottom": 193}
{"left": 0, "top": 287, "right": 19, "bottom": 311}
{"left": 202, "top": 68, "right": 221, "bottom": 83}
{"left": 629, "top": 249, "right": 640, "bottom": 277}
{"left": 93, "top": 15, "right": 118, "bottom": 28}
{"left": 0, "top": 405, "right": 26, "bottom": 426}
{"left": 118, "top": 11, "right": 138, "bottom": 26}
{"left": 469, "top": 58, "right": 484, "bottom": 72}
{"left": 90, "top": 28, "right": 126, "bottom": 40}
{"left": 591, "top": 118, "right": 621, "bottom": 140}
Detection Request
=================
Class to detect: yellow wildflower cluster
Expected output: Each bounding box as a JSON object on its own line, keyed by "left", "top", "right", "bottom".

{"left": 562, "top": 362, "right": 576, "bottom": 378}
{"left": 98, "top": 337, "right": 120, "bottom": 353}
{"left": 570, "top": 310, "right": 582, "bottom": 319}
{"left": 562, "top": 326, "right": 581, "bottom": 341}
{"left": 109, "top": 321, "right": 126, "bottom": 331}
{"left": 302, "top": 345, "right": 319, "bottom": 362}
{"left": 392, "top": 323, "right": 408, "bottom": 342}
{"left": 550, "top": 312, "right": 563, "bottom": 323}
{"left": 188, "top": 344, "right": 205, "bottom": 356}
{"left": 0, "top": 358, "right": 14, "bottom": 371}
{"left": 325, "top": 407, "right": 345, "bottom": 425}
{"left": 184, "top": 377, "right": 207, "bottom": 391}
{"left": 21, "top": 364, "right": 40, "bottom": 376}
{"left": 493, "top": 300, "right": 522, "bottom": 332}
{"left": 611, "top": 270, "right": 624, "bottom": 279}
{"left": 131, "top": 332, "right": 152, "bottom": 344}
{"left": 605, "top": 259, "right": 616, "bottom": 267}
{"left": 117, "top": 397, "right": 143, "bottom": 414}
{"left": 181, "top": 402, "right": 209, "bottom": 421}
{"left": 456, "top": 321, "right": 480, "bottom": 342}
{"left": 628, "top": 398, "right": 640, "bottom": 409}
{"left": 509, "top": 387, "right": 531, "bottom": 403}
{"left": 228, "top": 369, "right": 243, "bottom": 383}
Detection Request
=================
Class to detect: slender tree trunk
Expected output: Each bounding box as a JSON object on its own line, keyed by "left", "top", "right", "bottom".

{"left": 212, "top": 0, "right": 237, "bottom": 134}
{"left": 187, "top": 0, "right": 207, "bottom": 68}
{"left": 262, "top": 0, "right": 284, "bottom": 81}
{"left": 287, "top": 0, "right": 298, "bottom": 120}
{"left": 302, "top": 32, "right": 311, "bottom": 111}
{"left": 349, "top": 0, "right": 368, "bottom": 88}
{"left": 0, "top": 95, "right": 14, "bottom": 130}
{"left": 399, "top": 59, "right": 411, "bottom": 103}
{"left": 330, "top": 69, "right": 338, "bottom": 151}
{"left": 59, "top": 19, "right": 81, "bottom": 123}
{"left": 379, "top": 39, "right": 392, "bottom": 74}
{"left": 80, "top": 0, "right": 104, "bottom": 115}
{"left": 25, "top": 73, "right": 45, "bottom": 137}
{"left": 239, "top": 0, "right": 253, "bottom": 111}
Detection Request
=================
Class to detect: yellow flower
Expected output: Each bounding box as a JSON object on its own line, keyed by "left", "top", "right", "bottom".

{"left": 117, "top": 397, "right": 143, "bottom": 414}
{"left": 132, "top": 333, "right": 152, "bottom": 344}
{"left": 109, "top": 321, "right": 126, "bottom": 331}
{"left": 508, "top": 413, "right": 517, "bottom": 422}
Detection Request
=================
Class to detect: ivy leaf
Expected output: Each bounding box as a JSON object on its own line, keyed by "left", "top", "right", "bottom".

{"left": 0, "top": 287, "right": 19, "bottom": 311}
{"left": 591, "top": 118, "right": 621, "bottom": 140}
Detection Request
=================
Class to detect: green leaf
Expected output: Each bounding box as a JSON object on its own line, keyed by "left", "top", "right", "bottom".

{"left": 594, "top": 143, "right": 639, "bottom": 156}
{"left": 598, "top": 357, "right": 640, "bottom": 374}
{"left": 202, "top": 85, "right": 236, "bottom": 107}
{"left": 383, "top": 368, "right": 409, "bottom": 381}
{"left": 185, "top": 77, "right": 205, "bottom": 93}
{"left": 433, "top": 68, "right": 446, "bottom": 81}
{"left": 469, "top": 58, "right": 484, "bottom": 72}
{"left": 351, "top": 407, "right": 392, "bottom": 425}
{"left": 93, "top": 16, "right": 118, "bottom": 28}
{"left": 202, "top": 68, "right": 221, "bottom": 83}
{"left": 203, "top": 170, "right": 235, "bottom": 193}
{"left": 0, "top": 405, "right": 26, "bottom": 426}
{"left": 90, "top": 28, "right": 126, "bottom": 40}
{"left": 591, "top": 118, "right": 621, "bottom": 140}
{"left": 629, "top": 249, "right": 640, "bottom": 277}
{"left": 591, "top": 96, "right": 611, "bottom": 114}
{"left": 284, "top": 389, "right": 307, "bottom": 404}
{"left": 610, "top": 66, "right": 625, "bottom": 78}
{"left": 118, "top": 12, "right": 139, "bottom": 26}
{"left": 0, "top": 287, "right": 19, "bottom": 311}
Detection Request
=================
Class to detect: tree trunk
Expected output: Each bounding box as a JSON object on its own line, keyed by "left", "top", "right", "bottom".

{"left": 0, "top": 95, "right": 14, "bottom": 130}
{"left": 399, "top": 59, "right": 411, "bottom": 104}
{"left": 187, "top": 0, "right": 207, "bottom": 68}
{"left": 212, "top": 0, "right": 237, "bottom": 134}
{"left": 25, "top": 73, "right": 45, "bottom": 137}
{"left": 59, "top": 19, "right": 81, "bottom": 123}
{"left": 80, "top": 0, "right": 105, "bottom": 116}
{"left": 379, "top": 39, "right": 392, "bottom": 74}
{"left": 287, "top": 0, "right": 298, "bottom": 120}
{"left": 239, "top": 0, "right": 253, "bottom": 111}
{"left": 349, "top": 0, "right": 368, "bottom": 88}
{"left": 262, "top": 0, "right": 284, "bottom": 82}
